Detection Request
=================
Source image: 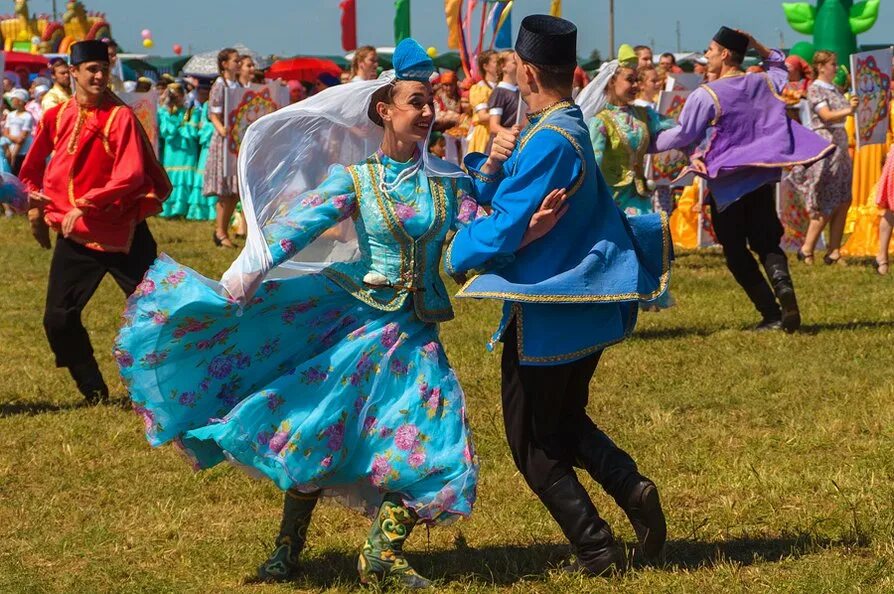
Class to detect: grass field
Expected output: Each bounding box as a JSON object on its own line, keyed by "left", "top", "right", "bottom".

{"left": 1, "top": 216, "right": 893, "bottom": 593}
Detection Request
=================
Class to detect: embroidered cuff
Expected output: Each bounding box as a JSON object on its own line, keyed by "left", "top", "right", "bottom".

{"left": 463, "top": 152, "right": 503, "bottom": 184}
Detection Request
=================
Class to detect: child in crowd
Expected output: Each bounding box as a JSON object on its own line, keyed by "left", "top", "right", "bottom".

{"left": 3, "top": 88, "right": 34, "bottom": 175}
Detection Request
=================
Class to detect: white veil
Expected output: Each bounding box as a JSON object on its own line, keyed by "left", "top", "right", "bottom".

{"left": 574, "top": 59, "right": 620, "bottom": 121}
{"left": 220, "top": 70, "right": 467, "bottom": 298}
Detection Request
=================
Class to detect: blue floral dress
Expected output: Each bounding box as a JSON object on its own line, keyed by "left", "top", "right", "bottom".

{"left": 115, "top": 153, "right": 480, "bottom": 524}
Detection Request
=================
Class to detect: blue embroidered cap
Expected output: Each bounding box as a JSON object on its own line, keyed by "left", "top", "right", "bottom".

{"left": 393, "top": 38, "right": 434, "bottom": 82}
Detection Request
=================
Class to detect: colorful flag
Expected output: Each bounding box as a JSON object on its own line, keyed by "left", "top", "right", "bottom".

{"left": 395, "top": 0, "right": 411, "bottom": 45}
{"left": 493, "top": 1, "right": 512, "bottom": 49}
{"left": 445, "top": 0, "right": 462, "bottom": 50}
{"left": 550, "top": 0, "right": 562, "bottom": 17}
{"left": 340, "top": 0, "right": 357, "bottom": 52}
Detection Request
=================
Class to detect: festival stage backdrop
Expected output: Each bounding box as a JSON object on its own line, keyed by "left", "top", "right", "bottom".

{"left": 647, "top": 91, "right": 694, "bottom": 187}
{"left": 850, "top": 47, "right": 892, "bottom": 149}
{"left": 223, "top": 83, "right": 291, "bottom": 177}
{"left": 119, "top": 90, "right": 159, "bottom": 157}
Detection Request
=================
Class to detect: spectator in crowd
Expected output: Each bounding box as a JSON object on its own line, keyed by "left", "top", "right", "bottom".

{"left": 635, "top": 45, "right": 653, "bottom": 68}
{"left": 190, "top": 80, "right": 218, "bottom": 221}
{"left": 238, "top": 55, "right": 256, "bottom": 88}
{"left": 876, "top": 157, "right": 893, "bottom": 275}
{"left": 488, "top": 50, "right": 522, "bottom": 136}
{"left": 433, "top": 70, "right": 461, "bottom": 131}
{"left": 349, "top": 46, "right": 378, "bottom": 82}
{"left": 158, "top": 84, "right": 200, "bottom": 219}
{"left": 26, "top": 82, "right": 48, "bottom": 123}
{"left": 42, "top": 59, "right": 71, "bottom": 112}
{"left": 313, "top": 72, "right": 340, "bottom": 95}
{"left": 572, "top": 65, "right": 591, "bottom": 99}
{"left": 634, "top": 63, "right": 662, "bottom": 109}
{"left": 468, "top": 49, "right": 499, "bottom": 154}
{"left": 3, "top": 88, "right": 34, "bottom": 174}
{"left": 794, "top": 50, "right": 857, "bottom": 266}
{"left": 659, "top": 52, "right": 683, "bottom": 74}
{"left": 204, "top": 48, "right": 241, "bottom": 248}
{"left": 428, "top": 130, "right": 447, "bottom": 158}
{"left": 106, "top": 39, "right": 125, "bottom": 93}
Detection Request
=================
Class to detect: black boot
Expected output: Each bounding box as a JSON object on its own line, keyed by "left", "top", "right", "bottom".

{"left": 616, "top": 478, "right": 667, "bottom": 562}
{"left": 574, "top": 431, "right": 667, "bottom": 563}
{"left": 68, "top": 359, "right": 109, "bottom": 404}
{"left": 741, "top": 282, "right": 782, "bottom": 331}
{"left": 257, "top": 489, "right": 320, "bottom": 582}
{"left": 764, "top": 255, "right": 801, "bottom": 333}
{"left": 538, "top": 474, "right": 625, "bottom": 576}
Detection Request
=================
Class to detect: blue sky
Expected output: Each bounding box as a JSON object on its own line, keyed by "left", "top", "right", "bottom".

{"left": 22, "top": 0, "right": 894, "bottom": 58}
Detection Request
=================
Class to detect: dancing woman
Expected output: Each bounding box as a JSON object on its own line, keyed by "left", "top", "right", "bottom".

{"left": 577, "top": 44, "right": 676, "bottom": 309}
{"left": 115, "top": 39, "right": 563, "bottom": 589}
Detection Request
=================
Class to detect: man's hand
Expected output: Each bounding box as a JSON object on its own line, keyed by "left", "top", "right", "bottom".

{"left": 27, "top": 207, "right": 51, "bottom": 249}
{"left": 736, "top": 29, "right": 770, "bottom": 59}
{"left": 690, "top": 156, "right": 708, "bottom": 175}
{"left": 28, "top": 190, "right": 51, "bottom": 205}
{"left": 61, "top": 207, "right": 84, "bottom": 237}
{"left": 482, "top": 125, "right": 520, "bottom": 174}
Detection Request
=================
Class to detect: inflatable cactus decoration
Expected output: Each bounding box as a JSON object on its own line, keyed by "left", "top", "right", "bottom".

{"left": 782, "top": 0, "right": 880, "bottom": 59}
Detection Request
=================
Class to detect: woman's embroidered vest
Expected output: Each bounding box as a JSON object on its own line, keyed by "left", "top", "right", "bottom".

{"left": 324, "top": 161, "right": 458, "bottom": 323}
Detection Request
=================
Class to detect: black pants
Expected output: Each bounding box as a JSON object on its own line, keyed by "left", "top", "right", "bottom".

{"left": 500, "top": 321, "right": 638, "bottom": 497}
{"left": 709, "top": 184, "right": 786, "bottom": 292}
{"left": 11, "top": 153, "right": 26, "bottom": 176}
{"left": 43, "top": 222, "right": 157, "bottom": 368}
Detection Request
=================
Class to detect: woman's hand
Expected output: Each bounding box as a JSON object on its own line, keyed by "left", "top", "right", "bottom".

{"left": 848, "top": 95, "right": 859, "bottom": 115}
{"left": 220, "top": 270, "right": 265, "bottom": 308}
{"left": 521, "top": 188, "right": 569, "bottom": 248}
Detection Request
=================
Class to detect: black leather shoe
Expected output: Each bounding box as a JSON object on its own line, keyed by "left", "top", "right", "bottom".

{"left": 619, "top": 479, "right": 666, "bottom": 562}
{"left": 538, "top": 475, "right": 626, "bottom": 577}
{"left": 754, "top": 317, "right": 783, "bottom": 331}
{"left": 68, "top": 360, "right": 109, "bottom": 404}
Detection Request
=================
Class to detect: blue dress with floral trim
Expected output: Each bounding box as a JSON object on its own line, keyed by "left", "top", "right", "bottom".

{"left": 115, "top": 153, "right": 480, "bottom": 524}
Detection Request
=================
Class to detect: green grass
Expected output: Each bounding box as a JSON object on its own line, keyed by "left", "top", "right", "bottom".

{"left": 1, "top": 217, "right": 893, "bottom": 593}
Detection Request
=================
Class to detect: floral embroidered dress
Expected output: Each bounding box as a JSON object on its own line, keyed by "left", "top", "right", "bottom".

{"left": 588, "top": 103, "right": 675, "bottom": 216}
{"left": 589, "top": 104, "right": 676, "bottom": 309}
{"left": 115, "top": 152, "right": 480, "bottom": 524}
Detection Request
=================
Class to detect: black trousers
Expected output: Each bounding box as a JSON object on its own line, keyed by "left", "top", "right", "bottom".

{"left": 500, "top": 321, "right": 638, "bottom": 498}
{"left": 709, "top": 184, "right": 786, "bottom": 292}
{"left": 43, "top": 222, "right": 157, "bottom": 368}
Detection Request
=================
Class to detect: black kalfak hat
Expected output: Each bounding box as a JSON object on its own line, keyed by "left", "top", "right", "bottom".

{"left": 515, "top": 14, "right": 577, "bottom": 67}
{"left": 70, "top": 40, "right": 110, "bottom": 66}
{"left": 713, "top": 26, "right": 749, "bottom": 55}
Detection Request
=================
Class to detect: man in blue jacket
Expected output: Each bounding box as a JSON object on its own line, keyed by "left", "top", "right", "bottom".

{"left": 446, "top": 15, "right": 671, "bottom": 575}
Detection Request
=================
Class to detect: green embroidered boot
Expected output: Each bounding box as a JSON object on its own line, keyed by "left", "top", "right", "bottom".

{"left": 357, "top": 495, "right": 432, "bottom": 589}
{"left": 257, "top": 489, "right": 320, "bottom": 582}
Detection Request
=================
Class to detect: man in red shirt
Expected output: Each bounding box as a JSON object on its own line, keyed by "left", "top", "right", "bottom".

{"left": 21, "top": 40, "right": 171, "bottom": 403}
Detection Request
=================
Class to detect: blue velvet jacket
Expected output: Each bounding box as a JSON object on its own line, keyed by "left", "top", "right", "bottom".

{"left": 445, "top": 101, "right": 672, "bottom": 365}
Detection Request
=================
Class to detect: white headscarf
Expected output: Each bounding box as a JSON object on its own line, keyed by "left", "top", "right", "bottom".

{"left": 575, "top": 59, "right": 621, "bottom": 121}
{"left": 220, "top": 70, "right": 467, "bottom": 298}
